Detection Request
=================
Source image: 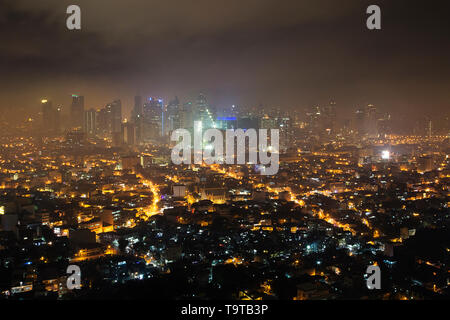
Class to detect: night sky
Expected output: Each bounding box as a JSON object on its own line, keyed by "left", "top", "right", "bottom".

{"left": 1, "top": 0, "right": 449, "bottom": 120}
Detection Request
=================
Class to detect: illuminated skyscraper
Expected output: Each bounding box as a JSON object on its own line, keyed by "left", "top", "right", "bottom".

{"left": 377, "top": 113, "right": 392, "bottom": 138}
{"left": 306, "top": 105, "right": 322, "bottom": 136}
{"left": 366, "top": 104, "right": 378, "bottom": 138}
{"left": 133, "top": 95, "right": 143, "bottom": 143}
{"left": 107, "top": 100, "right": 122, "bottom": 134}
{"left": 278, "top": 117, "right": 292, "bottom": 152}
{"left": 355, "top": 107, "right": 366, "bottom": 135}
{"left": 323, "top": 101, "right": 337, "bottom": 134}
{"left": 165, "top": 97, "right": 181, "bottom": 136}
{"left": 195, "top": 93, "right": 215, "bottom": 129}
{"left": 427, "top": 119, "right": 433, "bottom": 137}
{"left": 180, "top": 102, "right": 193, "bottom": 130}
{"left": 96, "top": 107, "right": 108, "bottom": 137}
{"left": 143, "top": 97, "right": 163, "bottom": 141}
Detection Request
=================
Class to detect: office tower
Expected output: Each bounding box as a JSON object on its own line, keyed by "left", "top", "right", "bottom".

{"left": 366, "top": 104, "right": 378, "bottom": 138}
{"left": 377, "top": 113, "right": 392, "bottom": 138}
{"left": 41, "top": 99, "right": 53, "bottom": 132}
{"left": 105, "top": 100, "right": 122, "bottom": 134}
{"left": 323, "top": 101, "right": 337, "bottom": 134}
{"left": 195, "top": 93, "right": 208, "bottom": 113}
{"left": 165, "top": 97, "right": 181, "bottom": 136}
{"left": 96, "top": 107, "right": 108, "bottom": 137}
{"left": 102, "top": 100, "right": 122, "bottom": 147}
{"left": 427, "top": 119, "right": 433, "bottom": 137}
{"left": 70, "top": 95, "right": 84, "bottom": 129}
{"left": 143, "top": 97, "right": 163, "bottom": 141}
{"left": 306, "top": 105, "right": 321, "bottom": 135}
{"left": 355, "top": 107, "right": 366, "bottom": 135}
{"left": 41, "top": 99, "right": 59, "bottom": 135}
{"left": 278, "top": 117, "right": 292, "bottom": 152}
{"left": 195, "top": 93, "right": 215, "bottom": 130}
{"left": 180, "top": 102, "right": 194, "bottom": 130}
{"left": 55, "top": 105, "right": 62, "bottom": 134}
{"left": 83, "top": 108, "right": 97, "bottom": 137}
{"left": 134, "top": 95, "right": 143, "bottom": 117}
{"left": 122, "top": 122, "right": 135, "bottom": 146}
{"left": 133, "top": 95, "right": 143, "bottom": 144}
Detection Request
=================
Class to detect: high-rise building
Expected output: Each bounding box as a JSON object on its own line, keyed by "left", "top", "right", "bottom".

{"left": 133, "top": 95, "right": 143, "bottom": 144}
{"left": 94, "top": 100, "right": 122, "bottom": 143}
{"left": 70, "top": 95, "right": 84, "bottom": 129}
{"left": 41, "top": 99, "right": 59, "bottom": 134}
{"left": 122, "top": 122, "right": 135, "bottom": 146}
{"left": 427, "top": 119, "right": 433, "bottom": 137}
{"left": 180, "top": 102, "right": 194, "bottom": 130}
{"left": 55, "top": 105, "right": 62, "bottom": 133}
{"left": 106, "top": 100, "right": 122, "bottom": 134}
{"left": 96, "top": 107, "right": 108, "bottom": 137}
{"left": 377, "top": 113, "right": 392, "bottom": 138}
{"left": 143, "top": 97, "right": 163, "bottom": 141}
{"left": 278, "top": 117, "right": 292, "bottom": 152}
{"left": 83, "top": 108, "right": 97, "bottom": 137}
{"left": 355, "top": 107, "right": 366, "bottom": 135}
{"left": 323, "top": 101, "right": 337, "bottom": 134}
{"left": 195, "top": 93, "right": 215, "bottom": 130}
{"left": 41, "top": 99, "right": 53, "bottom": 131}
{"left": 165, "top": 97, "right": 181, "bottom": 136}
{"left": 366, "top": 104, "right": 378, "bottom": 138}
{"left": 306, "top": 105, "right": 321, "bottom": 136}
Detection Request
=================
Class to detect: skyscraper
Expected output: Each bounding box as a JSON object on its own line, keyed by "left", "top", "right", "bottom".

{"left": 180, "top": 102, "right": 194, "bottom": 130}
{"left": 103, "top": 100, "right": 122, "bottom": 147}
{"left": 41, "top": 99, "right": 59, "bottom": 134}
{"left": 83, "top": 108, "right": 97, "bottom": 137}
{"left": 41, "top": 99, "right": 53, "bottom": 132}
{"left": 165, "top": 97, "right": 181, "bottom": 136}
{"left": 366, "top": 104, "right": 378, "bottom": 138}
{"left": 355, "top": 107, "right": 366, "bottom": 135}
{"left": 195, "top": 93, "right": 215, "bottom": 130}
{"left": 133, "top": 95, "right": 143, "bottom": 144}
{"left": 143, "top": 97, "right": 163, "bottom": 141}
{"left": 96, "top": 107, "right": 108, "bottom": 137}
{"left": 70, "top": 95, "right": 84, "bottom": 130}
{"left": 122, "top": 122, "right": 135, "bottom": 146}
{"left": 107, "top": 100, "right": 122, "bottom": 134}
{"left": 323, "top": 101, "right": 337, "bottom": 134}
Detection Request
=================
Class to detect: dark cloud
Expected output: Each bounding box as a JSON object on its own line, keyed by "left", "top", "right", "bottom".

{"left": 0, "top": 0, "right": 449, "bottom": 120}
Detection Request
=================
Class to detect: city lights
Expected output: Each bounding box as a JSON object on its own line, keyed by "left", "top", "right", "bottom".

{"left": 0, "top": 1, "right": 449, "bottom": 305}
